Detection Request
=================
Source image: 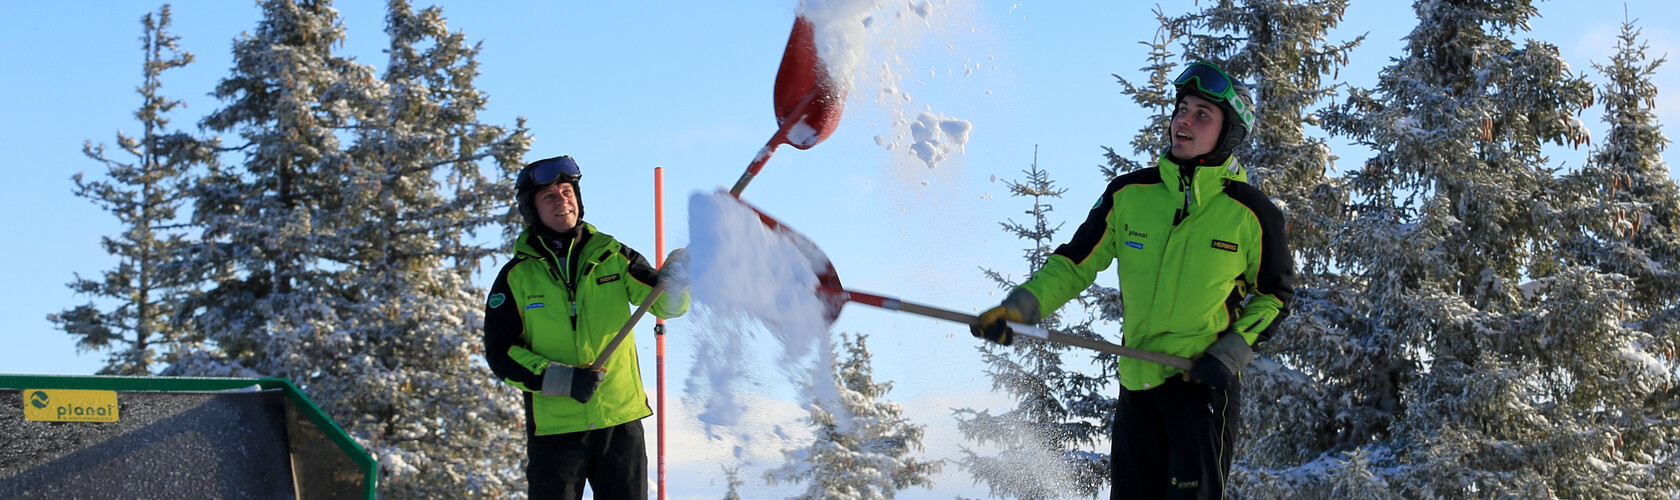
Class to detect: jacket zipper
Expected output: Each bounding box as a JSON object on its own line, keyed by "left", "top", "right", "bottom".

{"left": 1173, "top": 168, "right": 1192, "bottom": 226}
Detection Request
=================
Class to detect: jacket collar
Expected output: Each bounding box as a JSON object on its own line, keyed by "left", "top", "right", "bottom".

{"left": 515, "top": 222, "right": 607, "bottom": 262}
{"left": 1158, "top": 152, "right": 1247, "bottom": 208}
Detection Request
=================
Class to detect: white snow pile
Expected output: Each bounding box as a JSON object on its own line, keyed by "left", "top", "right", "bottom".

{"left": 907, "top": 111, "right": 972, "bottom": 167}
{"left": 682, "top": 190, "right": 847, "bottom": 451}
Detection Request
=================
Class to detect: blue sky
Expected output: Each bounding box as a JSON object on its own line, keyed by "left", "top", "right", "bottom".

{"left": 3, "top": 1, "right": 1676, "bottom": 498}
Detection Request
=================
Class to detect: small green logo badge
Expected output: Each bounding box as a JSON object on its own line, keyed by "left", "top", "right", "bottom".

{"left": 29, "top": 391, "right": 49, "bottom": 409}
{"left": 488, "top": 293, "right": 506, "bottom": 309}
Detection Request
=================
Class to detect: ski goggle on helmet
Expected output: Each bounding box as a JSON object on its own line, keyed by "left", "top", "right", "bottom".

{"left": 1173, "top": 62, "right": 1256, "bottom": 132}
{"left": 527, "top": 155, "right": 582, "bottom": 187}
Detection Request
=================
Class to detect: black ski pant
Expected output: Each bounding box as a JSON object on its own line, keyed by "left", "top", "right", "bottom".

{"left": 527, "top": 419, "right": 648, "bottom": 500}
{"left": 1111, "top": 376, "right": 1241, "bottom": 500}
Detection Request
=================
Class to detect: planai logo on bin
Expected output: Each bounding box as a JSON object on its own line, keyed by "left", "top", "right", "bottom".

{"left": 23, "top": 389, "right": 119, "bottom": 423}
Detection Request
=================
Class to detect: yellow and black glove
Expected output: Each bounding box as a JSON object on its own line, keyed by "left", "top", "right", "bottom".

{"left": 970, "top": 289, "right": 1040, "bottom": 346}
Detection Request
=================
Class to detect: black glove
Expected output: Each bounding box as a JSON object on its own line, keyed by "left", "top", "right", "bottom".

{"left": 541, "top": 363, "right": 605, "bottom": 403}
{"left": 1188, "top": 332, "right": 1252, "bottom": 390}
{"left": 970, "top": 289, "right": 1040, "bottom": 346}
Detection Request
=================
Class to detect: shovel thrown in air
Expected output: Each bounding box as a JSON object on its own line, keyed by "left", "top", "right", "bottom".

{"left": 729, "top": 15, "right": 849, "bottom": 197}
{"left": 590, "top": 14, "right": 849, "bottom": 370}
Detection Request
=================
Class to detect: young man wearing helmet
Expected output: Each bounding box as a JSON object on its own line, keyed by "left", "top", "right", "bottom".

{"left": 482, "top": 155, "right": 690, "bottom": 499}
{"left": 971, "top": 61, "right": 1295, "bottom": 499}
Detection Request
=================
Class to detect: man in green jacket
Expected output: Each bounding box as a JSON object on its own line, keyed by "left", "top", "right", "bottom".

{"left": 483, "top": 155, "right": 689, "bottom": 500}
{"left": 973, "top": 61, "right": 1294, "bottom": 499}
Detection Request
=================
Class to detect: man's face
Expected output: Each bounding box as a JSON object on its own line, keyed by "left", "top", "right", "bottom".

{"left": 535, "top": 183, "right": 579, "bottom": 233}
{"left": 1170, "top": 94, "right": 1224, "bottom": 160}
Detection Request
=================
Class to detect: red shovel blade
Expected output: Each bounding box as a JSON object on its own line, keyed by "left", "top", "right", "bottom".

{"left": 773, "top": 16, "right": 847, "bottom": 150}
{"left": 725, "top": 195, "right": 848, "bottom": 324}
{"left": 731, "top": 15, "right": 852, "bottom": 197}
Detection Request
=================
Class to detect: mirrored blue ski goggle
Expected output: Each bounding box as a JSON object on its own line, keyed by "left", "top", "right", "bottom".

{"left": 528, "top": 155, "right": 581, "bottom": 186}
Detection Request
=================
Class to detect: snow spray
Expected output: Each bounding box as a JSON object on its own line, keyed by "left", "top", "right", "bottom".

{"left": 682, "top": 191, "right": 848, "bottom": 453}
{"left": 801, "top": 0, "right": 974, "bottom": 169}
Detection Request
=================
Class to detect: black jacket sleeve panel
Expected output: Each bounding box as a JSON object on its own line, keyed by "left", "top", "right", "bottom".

{"left": 1224, "top": 181, "right": 1297, "bottom": 344}
{"left": 618, "top": 243, "right": 661, "bottom": 288}
{"left": 1052, "top": 168, "right": 1163, "bottom": 264}
{"left": 483, "top": 257, "right": 542, "bottom": 389}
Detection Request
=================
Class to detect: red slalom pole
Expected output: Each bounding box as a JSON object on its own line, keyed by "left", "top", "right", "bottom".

{"left": 653, "top": 166, "right": 667, "bottom": 500}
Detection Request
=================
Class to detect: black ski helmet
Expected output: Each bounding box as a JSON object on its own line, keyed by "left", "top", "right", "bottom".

{"left": 1172, "top": 61, "right": 1257, "bottom": 164}
{"left": 515, "top": 155, "right": 584, "bottom": 229}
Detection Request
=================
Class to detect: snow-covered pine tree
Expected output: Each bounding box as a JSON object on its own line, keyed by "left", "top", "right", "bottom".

{"left": 171, "top": 0, "right": 374, "bottom": 378}
{"left": 169, "top": 1, "right": 532, "bottom": 495}
{"left": 50, "top": 5, "right": 218, "bottom": 375}
{"left": 954, "top": 150, "right": 1116, "bottom": 499}
{"left": 1159, "top": 1, "right": 1383, "bottom": 495}
{"left": 721, "top": 464, "right": 745, "bottom": 500}
{"left": 1545, "top": 19, "right": 1680, "bottom": 497}
{"left": 1313, "top": 0, "right": 1596, "bottom": 496}
{"left": 765, "top": 333, "right": 942, "bottom": 499}
{"left": 305, "top": 1, "right": 531, "bottom": 495}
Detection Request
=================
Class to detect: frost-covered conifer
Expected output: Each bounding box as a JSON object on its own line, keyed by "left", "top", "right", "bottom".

{"left": 169, "top": 1, "right": 532, "bottom": 495}
{"left": 720, "top": 464, "right": 745, "bottom": 500}
{"left": 955, "top": 151, "right": 1115, "bottom": 499}
{"left": 1546, "top": 19, "right": 1680, "bottom": 497}
{"left": 1312, "top": 0, "right": 1597, "bottom": 496}
{"left": 766, "top": 333, "right": 942, "bottom": 499}
{"left": 51, "top": 5, "right": 217, "bottom": 376}
{"left": 306, "top": 1, "right": 531, "bottom": 496}
{"left": 171, "top": 0, "right": 371, "bottom": 377}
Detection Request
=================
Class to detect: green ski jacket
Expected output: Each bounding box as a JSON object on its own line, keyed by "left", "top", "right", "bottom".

{"left": 483, "top": 223, "right": 688, "bottom": 435}
{"left": 1018, "top": 154, "right": 1294, "bottom": 391}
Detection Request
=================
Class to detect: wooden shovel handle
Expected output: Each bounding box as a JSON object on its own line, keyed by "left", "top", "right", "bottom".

{"left": 590, "top": 281, "right": 668, "bottom": 371}
{"left": 836, "top": 288, "right": 1195, "bottom": 371}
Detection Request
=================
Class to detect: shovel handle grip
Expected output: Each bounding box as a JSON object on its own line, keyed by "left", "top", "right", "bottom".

{"left": 845, "top": 289, "right": 1194, "bottom": 371}
{"left": 730, "top": 143, "right": 779, "bottom": 197}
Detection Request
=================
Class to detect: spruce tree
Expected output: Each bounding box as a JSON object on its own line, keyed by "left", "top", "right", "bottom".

{"left": 171, "top": 0, "right": 373, "bottom": 378}
{"left": 1546, "top": 19, "right": 1680, "bottom": 497}
{"left": 310, "top": 1, "right": 531, "bottom": 496}
{"left": 720, "top": 464, "right": 745, "bottom": 500}
{"left": 1313, "top": 0, "right": 1596, "bottom": 496}
{"left": 170, "top": 1, "right": 533, "bottom": 495}
{"left": 955, "top": 150, "right": 1116, "bottom": 499}
{"left": 51, "top": 5, "right": 217, "bottom": 375}
{"left": 765, "top": 333, "right": 942, "bottom": 499}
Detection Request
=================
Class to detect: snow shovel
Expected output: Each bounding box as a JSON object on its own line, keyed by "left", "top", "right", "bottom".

{"left": 746, "top": 205, "right": 1195, "bottom": 371}
{"left": 729, "top": 15, "right": 849, "bottom": 197}
{"left": 821, "top": 286, "right": 1195, "bottom": 371}
{"left": 589, "top": 15, "right": 848, "bottom": 370}
{"left": 586, "top": 197, "right": 846, "bottom": 371}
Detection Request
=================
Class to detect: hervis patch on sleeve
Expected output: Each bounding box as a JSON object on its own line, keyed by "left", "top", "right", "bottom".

{"left": 1211, "top": 239, "right": 1240, "bottom": 253}
{"left": 487, "top": 293, "right": 506, "bottom": 308}
{"left": 596, "top": 273, "right": 622, "bottom": 285}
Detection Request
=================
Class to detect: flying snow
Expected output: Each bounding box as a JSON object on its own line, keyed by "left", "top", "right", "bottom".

{"left": 682, "top": 191, "right": 846, "bottom": 450}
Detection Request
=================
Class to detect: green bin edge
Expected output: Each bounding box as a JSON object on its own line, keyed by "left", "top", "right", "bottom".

{"left": 0, "top": 374, "right": 378, "bottom": 499}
